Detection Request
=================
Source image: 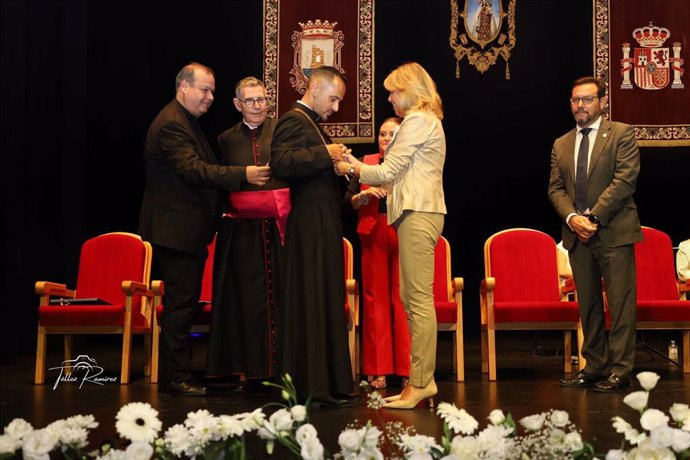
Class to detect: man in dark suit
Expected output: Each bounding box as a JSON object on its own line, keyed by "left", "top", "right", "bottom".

{"left": 271, "top": 66, "right": 357, "bottom": 407}
{"left": 139, "top": 62, "right": 270, "bottom": 396}
{"left": 549, "top": 76, "right": 642, "bottom": 392}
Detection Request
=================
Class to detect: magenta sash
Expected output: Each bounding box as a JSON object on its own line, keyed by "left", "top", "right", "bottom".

{"left": 225, "top": 188, "right": 291, "bottom": 245}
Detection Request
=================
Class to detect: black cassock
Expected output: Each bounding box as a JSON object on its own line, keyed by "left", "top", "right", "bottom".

{"left": 271, "top": 103, "right": 353, "bottom": 400}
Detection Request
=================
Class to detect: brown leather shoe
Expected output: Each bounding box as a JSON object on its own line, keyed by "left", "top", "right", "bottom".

{"left": 559, "top": 370, "right": 602, "bottom": 387}
{"left": 159, "top": 380, "right": 208, "bottom": 396}
{"left": 593, "top": 373, "right": 631, "bottom": 392}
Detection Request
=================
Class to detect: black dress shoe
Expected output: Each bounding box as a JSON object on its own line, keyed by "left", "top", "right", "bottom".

{"left": 594, "top": 373, "right": 631, "bottom": 392}
{"left": 310, "top": 394, "right": 361, "bottom": 409}
{"left": 559, "top": 370, "right": 602, "bottom": 387}
{"left": 159, "top": 380, "right": 208, "bottom": 396}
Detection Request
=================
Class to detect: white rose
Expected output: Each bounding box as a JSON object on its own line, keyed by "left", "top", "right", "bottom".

{"left": 295, "top": 424, "right": 319, "bottom": 445}
{"left": 0, "top": 434, "right": 21, "bottom": 455}
{"left": 299, "top": 437, "right": 324, "bottom": 460}
{"left": 650, "top": 425, "right": 675, "bottom": 448}
{"left": 290, "top": 405, "right": 307, "bottom": 423}
{"left": 623, "top": 391, "right": 649, "bottom": 413}
{"left": 338, "top": 428, "right": 364, "bottom": 453}
{"left": 671, "top": 428, "right": 690, "bottom": 452}
{"left": 4, "top": 418, "right": 33, "bottom": 441}
{"left": 641, "top": 409, "right": 670, "bottom": 431}
{"left": 636, "top": 371, "right": 661, "bottom": 391}
{"left": 550, "top": 410, "right": 570, "bottom": 427}
{"left": 626, "top": 438, "right": 675, "bottom": 460}
{"left": 565, "top": 431, "right": 583, "bottom": 451}
{"left": 450, "top": 435, "right": 479, "bottom": 458}
{"left": 669, "top": 404, "right": 690, "bottom": 424}
{"left": 363, "top": 425, "right": 382, "bottom": 448}
{"left": 519, "top": 413, "right": 546, "bottom": 431}
{"left": 21, "top": 429, "right": 58, "bottom": 459}
{"left": 605, "top": 449, "right": 625, "bottom": 460}
{"left": 124, "top": 441, "right": 153, "bottom": 460}
{"left": 268, "top": 408, "right": 293, "bottom": 432}
{"left": 488, "top": 409, "right": 505, "bottom": 425}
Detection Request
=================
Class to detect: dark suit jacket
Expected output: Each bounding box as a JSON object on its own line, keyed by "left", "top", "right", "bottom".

{"left": 138, "top": 99, "right": 244, "bottom": 256}
{"left": 548, "top": 118, "right": 642, "bottom": 250}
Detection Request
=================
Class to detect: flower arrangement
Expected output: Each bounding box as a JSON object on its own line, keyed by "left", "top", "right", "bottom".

{"left": 1, "top": 372, "right": 688, "bottom": 459}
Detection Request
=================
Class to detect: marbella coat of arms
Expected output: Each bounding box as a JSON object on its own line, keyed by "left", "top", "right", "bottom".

{"left": 620, "top": 22, "right": 684, "bottom": 90}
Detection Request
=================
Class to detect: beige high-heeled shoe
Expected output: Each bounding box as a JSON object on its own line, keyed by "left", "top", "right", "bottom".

{"left": 383, "top": 379, "right": 437, "bottom": 410}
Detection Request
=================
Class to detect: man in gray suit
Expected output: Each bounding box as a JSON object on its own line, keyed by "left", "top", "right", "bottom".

{"left": 549, "top": 76, "right": 642, "bottom": 392}
{"left": 139, "top": 62, "right": 270, "bottom": 395}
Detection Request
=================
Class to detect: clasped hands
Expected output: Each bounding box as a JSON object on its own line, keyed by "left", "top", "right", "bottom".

{"left": 246, "top": 165, "right": 271, "bottom": 186}
{"left": 326, "top": 143, "right": 362, "bottom": 177}
{"left": 572, "top": 214, "right": 599, "bottom": 244}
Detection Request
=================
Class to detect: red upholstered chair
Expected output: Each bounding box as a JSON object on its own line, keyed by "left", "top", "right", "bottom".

{"left": 433, "top": 236, "right": 465, "bottom": 382}
{"left": 150, "top": 235, "right": 216, "bottom": 383}
{"left": 634, "top": 226, "right": 690, "bottom": 372}
{"left": 480, "top": 228, "right": 580, "bottom": 380}
{"left": 343, "top": 237, "right": 360, "bottom": 381}
{"left": 34, "top": 232, "right": 154, "bottom": 384}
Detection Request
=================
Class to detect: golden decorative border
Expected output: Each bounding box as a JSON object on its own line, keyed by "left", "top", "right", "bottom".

{"left": 594, "top": 0, "right": 690, "bottom": 146}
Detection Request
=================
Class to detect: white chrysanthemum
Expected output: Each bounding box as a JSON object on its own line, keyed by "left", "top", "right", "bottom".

{"left": 670, "top": 427, "right": 690, "bottom": 452}
{"left": 625, "top": 437, "right": 675, "bottom": 460}
{"left": 217, "top": 415, "right": 244, "bottom": 439}
{"left": 612, "top": 416, "right": 646, "bottom": 446}
{"left": 21, "top": 428, "right": 58, "bottom": 459}
{"left": 624, "top": 391, "right": 649, "bottom": 413}
{"left": 338, "top": 428, "right": 364, "bottom": 453}
{"left": 269, "top": 408, "right": 293, "bottom": 433}
{"left": 565, "top": 431, "right": 583, "bottom": 451}
{"left": 669, "top": 403, "right": 690, "bottom": 424}
{"left": 636, "top": 371, "right": 660, "bottom": 391}
{"left": 519, "top": 413, "right": 546, "bottom": 431}
{"left": 300, "top": 436, "right": 325, "bottom": 460}
{"left": 449, "top": 435, "right": 479, "bottom": 459}
{"left": 124, "top": 440, "right": 154, "bottom": 460}
{"left": 475, "top": 424, "right": 514, "bottom": 458}
{"left": 295, "top": 424, "right": 319, "bottom": 446}
{"left": 398, "top": 434, "right": 442, "bottom": 454}
{"left": 57, "top": 426, "right": 90, "bottom": 449}
{"left": 488, "top": 409, "right": 505, "bottom": 425}
{"left": 236, "top": 408, "right": 265, "bottom": 432}
{"left": 0, "top": 433, "right": 21, "bottom": 454}
{"left": 437, "top": 403, "right": 479, "bottom": 435}
{"left": 65, "top": 414, "right": 98, "bottom": 430}
{"left": 4, "top": 418, "right": 34, "bottom": 440}
{"left": 291, "top": 405, "right": 307, "bottom": 423}
{"left": 550, "top": 410, "right": 570, "bottom": 427}
{"left": 163, "top": 423, "right": 191, "bottom": 456}
{"left": 641, "top": 408, "right": 670, "bottom": 431}
{"left": 115, "top": 402, "right": 162, "bottom": 443}
{"left": 605, "top": 448, "right": 625, "bottom": 460}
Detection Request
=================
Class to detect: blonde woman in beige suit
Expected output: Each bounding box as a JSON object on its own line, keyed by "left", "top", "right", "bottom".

{"left": 335, "top": 62, "right": 446, "bottom": 409}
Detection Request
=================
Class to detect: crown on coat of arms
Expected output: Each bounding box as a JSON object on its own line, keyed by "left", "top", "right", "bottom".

{"left": 298, "top": 19, "right": 337, "bottom": 38}
{"left": 633, "top": 22, "right": 670, "bottom": 48}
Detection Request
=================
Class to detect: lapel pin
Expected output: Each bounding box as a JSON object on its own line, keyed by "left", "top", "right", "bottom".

{"left": 603, "top": 133, "right": 608, "bottom": 138}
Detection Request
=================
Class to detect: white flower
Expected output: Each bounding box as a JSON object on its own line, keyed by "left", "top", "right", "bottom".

{"left": 291, "top": 404, "right": 307, "bottom": 423}
{"left": 0, "top": 433, "right": 21, "bottom": 454}
{"left": 269, "top": 408, "right": 293, "bottom": 433}
{"left": 519, "top": 413, "right": 546, "bottom": 431}
{"left": 475, "top": 424, "right": 514, "bottom": 458}
{"left": 185, "top": 411, "right": 218, "bottom": 446}
{"left": 299, "top": 436, "right": 325, "bottom": 460}
{"left": 21, "top": 428, "right": 58, "bottom": 460}
{"left": 550, "top": 409, "right": 570, "bottom": 427}
{"left": 436, "top": 403, "right": 479, "bottom": 435}
{"left": 650, "top": 425, "right": 676, "bottom": 448}
{"left": 624, "top": 391, "right": 650, "bottom": 413}
{"left": 362, "top": 425, "right": 381, "bottom": 449}
{"left": 96, "top": 448, "right": 127, "bottom": 459}
{"left": 612, "top": 415, "right": 646, "bottom": 445}
{"left": 64, "top": 414, "right": 98, "bottom": 430}
{"left": 565, "top": 431, "right": 584, "bottom": 451}
{"left": 163, "top": 423, "right": 191, "bottom": 456}
{"left": 398, "top": 433, "right": 441, "bottom": 455}
{"left": 670, "top": 428, "right": 690, "bottom": 452}
{"left": 57, "top": 426, "right": 90, "bottom": 449}
{"left": 4, "top": 418, "right": 34, "bottom": 440}
{"left": 605, "top": 449, "right": 625, "bottom": 460}
{"left": 449, "top": 435, "right": 479, "bottom": 459}
{"left": 358, "top": 446, "right": 385, "bottom": 460}
{"left": 296, "top": 423, "right": 319, "bottom": 445}
{"left": 626, "top": 437, "right": 675, "bottom": 459}
{"left": 640, "top": 408, "right": 670, "bottom": 431}
{"left": 366, "top": 391, "right": 385, "bottom": 409}
{"left": 488, "top": 409, "right": 505, "bottom": 425}
{"left": 115, "top": 402, "right": 162, "bottom": 443}
{"left": 124, "top": 440, "right": 154, "bottom": 460}
{"left": 338, "top": 428, "right": 364, "bottom": 453}
{"left": 636, "top": 371, "right": 661, "bottom": 391}
{"left": 669, "top": 403, "right": 690, "bottom": 424}
{"left": 217, "top": 414, "right": 244, "bottom": 439}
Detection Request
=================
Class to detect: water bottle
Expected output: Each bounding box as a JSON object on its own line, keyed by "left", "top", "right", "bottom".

{"left": 668, "top": 340, "right": 679, "bottom": 363}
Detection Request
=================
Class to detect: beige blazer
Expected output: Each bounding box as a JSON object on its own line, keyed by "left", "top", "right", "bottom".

{"left": 360, "top": 111, "right": 447, "bottom": 225}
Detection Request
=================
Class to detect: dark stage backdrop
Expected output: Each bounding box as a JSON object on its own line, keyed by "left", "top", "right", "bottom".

{"left": 2, "top": 0, "right": 689, "bottom": 358}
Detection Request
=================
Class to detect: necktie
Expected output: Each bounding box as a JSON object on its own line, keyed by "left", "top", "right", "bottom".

{"left": 575, "top": 128, "right": 592, "bottom": 214}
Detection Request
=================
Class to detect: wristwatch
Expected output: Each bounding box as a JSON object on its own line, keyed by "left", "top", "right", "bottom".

{"left": 348, "top": 166, "right": 355, "bottom": 176}
{"left": 588, "top": 214, "right": 601, "bottom": 225}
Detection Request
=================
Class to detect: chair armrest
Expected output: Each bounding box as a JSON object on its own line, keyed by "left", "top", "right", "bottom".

{"left": 480, "top": 277, "right": 496, "bottom": 295}
{"left": 121, "top": 280, "right": 153, "bottom": 298}
{"left": 151, "top": 280, "right": 165, "bottom": 296}
{"left": 453, "top": 277, "right": 464, "bottom": 293}
{"left": 35, "top": 281, "right": 74, "bottom": 298}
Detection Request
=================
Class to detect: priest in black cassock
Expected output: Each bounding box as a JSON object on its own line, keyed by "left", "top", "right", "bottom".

{"left": 206, "top": 77, "right": 289, "bottom": 385}
{"left": 271, "top": 66, "right": 358, "bottom": 408}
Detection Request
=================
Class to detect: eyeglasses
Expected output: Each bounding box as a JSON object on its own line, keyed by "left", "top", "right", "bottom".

{"left": 569, "top": 96, "right": 599, "bottom": 105}
{"left": 237, "top": 97, "right": 268, "bottom": 108}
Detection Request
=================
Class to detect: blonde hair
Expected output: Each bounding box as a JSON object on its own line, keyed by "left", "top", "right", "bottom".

{"left": 383, "top": 62, "right": 443, "bottom": 119}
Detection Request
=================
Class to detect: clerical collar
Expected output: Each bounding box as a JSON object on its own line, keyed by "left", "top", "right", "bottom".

{"left": 243, "top": 120, "right": 262, "bottom": 130}
{"left": 296, "top": 100, "right": 319, "bottom": 120}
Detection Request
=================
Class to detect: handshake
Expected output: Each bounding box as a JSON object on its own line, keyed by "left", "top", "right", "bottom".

{"left": 327, "top": 143, "right": 362, "bottom": 177}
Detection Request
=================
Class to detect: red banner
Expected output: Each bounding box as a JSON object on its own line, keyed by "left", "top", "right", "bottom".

{"left": 595, "top": 0, "right": 690, "bottom": 146}
{"left": 263, "top": 0, "right": 375, "bottom": 143}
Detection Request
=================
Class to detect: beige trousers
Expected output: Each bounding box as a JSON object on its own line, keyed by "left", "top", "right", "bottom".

{"left": 394, "top": 210, "right": 444, "bottom": 387}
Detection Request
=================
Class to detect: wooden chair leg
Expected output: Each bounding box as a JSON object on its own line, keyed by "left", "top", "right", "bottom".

{"left": 63, "top": 335, "right": 73, "bottom": 376}
{"left": 488, "top": 327, "right": 497, "bottom": 380}
{"left": 143, "top": 335, "right": 151, "bottom": 377}
{"left": 564, "top": 331, "right": 572, "bottom": 373}
{"left": 35, "top": 326, "right": 46, "bottom": 384}
{"left": 682, "top": 330, "right": 689, "bottom": 374}
{"left": 481, "top": 329, "right": 489, "bottom": 374}
{"left": 150, "top": 325, "right": 160, "bottom": 383}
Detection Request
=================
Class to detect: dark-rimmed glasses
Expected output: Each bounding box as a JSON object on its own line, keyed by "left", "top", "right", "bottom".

{"left": 237, "top": 97, "right": 268, "bottom": 108}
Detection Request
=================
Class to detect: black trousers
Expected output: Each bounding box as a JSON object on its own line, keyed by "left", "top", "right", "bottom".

{"left": 153, "top": 244, "right": 206, "bottom": 383}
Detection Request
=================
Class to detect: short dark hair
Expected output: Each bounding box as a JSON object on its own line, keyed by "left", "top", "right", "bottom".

{"left": 572, "top": 77, "right": 606, "bottom": 98}
{"left": 175, "top": 62, "right": 215, "bottom": 90}
{"left": 308, "top": 66, "right": 347, "bottom": 85}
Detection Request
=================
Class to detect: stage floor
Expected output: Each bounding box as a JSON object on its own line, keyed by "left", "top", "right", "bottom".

{"left": 2, "top": 331, "right": 688, "bottom": 458}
